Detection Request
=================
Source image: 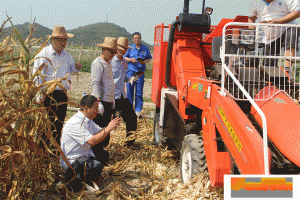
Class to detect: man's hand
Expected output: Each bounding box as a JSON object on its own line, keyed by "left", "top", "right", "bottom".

{"left": 131, "top": 58, "right": 138, "bottom": 63}
{"left": 75, "top": 62, "right": 82, "bottom": 70}
{"left": 129, "top": 76, "right": 136, "bottom": 85}
{"left": 138, "top": 59, "right": 150, "bottom": 64}
{"left": 106, "top": 117, "right": 122, "bottom": 132}
{"left": 98, "top": 102, "right": 104, "bottom": 115}
{"left": 138, "top": 60, "right": 145, "bottom": 64}
{"left": 267, "top": 19, "right": 281, "bottom": 24}
{"left": 261, "top": 19, "right": 281, "bottom": 24}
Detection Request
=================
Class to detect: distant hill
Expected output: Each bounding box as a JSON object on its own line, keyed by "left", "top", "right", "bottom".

{"left": 2, "top": 22, "right": 153, "bottom": 49}
{"left": 2, "top": 22, "right": 52, "bottom": 41}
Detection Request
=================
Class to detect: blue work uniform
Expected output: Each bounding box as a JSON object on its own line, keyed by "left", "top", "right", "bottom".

{"left": 124, "top": 44, "right": 152, "bottom": 112}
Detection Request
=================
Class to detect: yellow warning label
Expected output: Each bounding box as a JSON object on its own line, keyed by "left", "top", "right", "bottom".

{"left": 218, "top": 106, "right": 242, "bottom": 152}
{"left": 192, "top": 83, "right": 198, "bottom": 90}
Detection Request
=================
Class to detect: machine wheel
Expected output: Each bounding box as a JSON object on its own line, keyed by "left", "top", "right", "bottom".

{"left": 153, "top": 112, "right": 167, "bottom": 147}
{"left": 180, "top": 134, "right": 208, "bottom": 184}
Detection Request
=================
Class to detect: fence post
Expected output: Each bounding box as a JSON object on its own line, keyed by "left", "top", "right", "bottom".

{"left": 94, "top": 42, "right": 97, "bottom": 58}
{"left": 79, "top": 43, "right": 83, "bottom": 62}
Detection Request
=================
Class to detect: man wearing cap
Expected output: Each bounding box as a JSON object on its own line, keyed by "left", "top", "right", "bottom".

{"left": 33, "top": 25, "right": 82, "bottom": 149}
{"left": 91, "top": 37, "right": 117, "bottom": 158}
{"left": 123, "top": 32, "right": 152, "bottom": 118}
{"left": 111, "top": 37, "right": 137, "bottom": 146}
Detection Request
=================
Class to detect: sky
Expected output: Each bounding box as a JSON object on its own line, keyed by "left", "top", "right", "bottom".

{"left": 1, "top": 0, "right": 299, "bottom": 45}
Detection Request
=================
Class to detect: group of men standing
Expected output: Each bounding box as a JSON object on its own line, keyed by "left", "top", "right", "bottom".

{"left": 33, "top": 26, "right": 151, "bottom": 191}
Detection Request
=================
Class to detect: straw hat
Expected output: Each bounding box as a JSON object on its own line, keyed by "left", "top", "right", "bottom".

{"left": 48, "top": 26, "right": 74, "bottom": 38}
{"left": 97, "top": 37, "right": 118, "bottom": 53}
{"left": 117, "top": 37, "right": 133, "bottom": 51}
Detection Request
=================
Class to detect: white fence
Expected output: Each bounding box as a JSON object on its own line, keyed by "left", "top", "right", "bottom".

{"left": 221, "top": 22, "right": 300, "bottom": 101}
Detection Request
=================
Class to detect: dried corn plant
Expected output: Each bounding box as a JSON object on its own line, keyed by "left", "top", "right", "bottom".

{"left": 0, "top": 18, "right": 78, "bottom": 199}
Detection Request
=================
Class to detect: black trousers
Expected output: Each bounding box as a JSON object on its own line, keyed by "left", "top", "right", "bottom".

{"left": 65, "top": 153, "right": 108, "bottom": 192}
{"left": 264, "top": 27, "right": 300, "bottom": 67}
{"left": 92, "top": 101, "right": 114, "bottom": 159}
{"left": 43, "top": 90, "right": 68, "bottom": 148}
{"left": 114, "top": 95, "right": 137, "bottom": 137}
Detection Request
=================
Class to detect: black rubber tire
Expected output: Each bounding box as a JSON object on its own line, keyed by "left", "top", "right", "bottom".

{"left": 153, "top": 112, "right": 167, "bottom": 147}
{"left": 180, "top": 134, "right": 208, "bottom": 184}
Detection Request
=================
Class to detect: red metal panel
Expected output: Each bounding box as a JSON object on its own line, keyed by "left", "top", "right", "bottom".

{"left": 151, "top": 44, "right": 162, "bottom": 106}
{"left": 251, "top": 88, "right": 300, "bottom": 167}
{"left": 187, "top": 77, "right": 218, "bottom": 110}
{"left": 151, "top": 24, "right": 170, "bottom": 107}
{"left": 203, "top": 107, "right": 231, "bottom": 187}
{"left": 210, "top": 84, "right": 270, "bottom": 175}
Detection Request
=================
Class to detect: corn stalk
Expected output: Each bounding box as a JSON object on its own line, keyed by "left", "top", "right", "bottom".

{"left": 0, "top": 18, "right": 78, "bottom": 199}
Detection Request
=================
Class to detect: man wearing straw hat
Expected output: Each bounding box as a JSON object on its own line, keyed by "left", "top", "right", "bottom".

{"left": 91, "top": 37, "right": 117, "bottom": 159}
{"left": 111, "top": 37, "right": 137, "bottom": 146}
{"left": 33, "top": 25, "right": 82, "bottom": 150}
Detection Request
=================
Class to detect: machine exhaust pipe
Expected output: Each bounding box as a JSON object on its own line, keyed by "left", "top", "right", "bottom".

{"left": 183, "top": 0, "right": 190, "bottom": 14}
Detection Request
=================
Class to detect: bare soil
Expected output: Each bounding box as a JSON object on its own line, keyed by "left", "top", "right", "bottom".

{"left": 68, "top": 72, "right": 154, "bottom": 109}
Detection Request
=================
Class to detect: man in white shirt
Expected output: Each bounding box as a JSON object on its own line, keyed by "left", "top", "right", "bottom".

{"left": 91, "top": 37, "right": 117, "bottom": 158}
{"left": 248, "top": 0, "right": 300, "bottom": 71}
{"left": 61, "top": 95, "right": 121, "bottom": 192}
{"left": 111, "top": 37, "right": 137, "bottom": 146}
{"left": 33, "top": 26, "right": 82, "bottom": 150}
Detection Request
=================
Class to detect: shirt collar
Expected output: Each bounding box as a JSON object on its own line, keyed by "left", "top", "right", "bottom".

{"left": 112, "top": 55, "right": 118, "bottom": 62}
{"left": 76, "top": 111, "right": 91, "bottom": 123}
{"left": 133, "top": 43, "right": 142, "bottom": 50}
{"left": 262, "top": 0, "right": 271, "bottom": 5}
{"left": 99, "top": 56, "right": 111, "bottom": 65}
{"left": 113, "top": 55, "right": 123, "bottom": 62}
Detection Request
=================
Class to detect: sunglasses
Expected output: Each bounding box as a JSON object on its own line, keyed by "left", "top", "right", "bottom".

{"left": 107, "top": 49, "right": 117, "bottom": 54}
{"left": 54, "top": 38, "right": 68, "bottom": 42}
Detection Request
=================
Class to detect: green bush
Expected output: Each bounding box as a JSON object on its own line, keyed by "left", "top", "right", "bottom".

{"left": 79, "top": 60, "right": 93, "bottom": 72}
{"left": 145, "top": 60, "right": 153, "bottom": 79}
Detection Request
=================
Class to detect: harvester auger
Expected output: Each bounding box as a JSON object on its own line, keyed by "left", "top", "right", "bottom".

{"left": 151, "top": 0, "right": 300, "bottom": 187}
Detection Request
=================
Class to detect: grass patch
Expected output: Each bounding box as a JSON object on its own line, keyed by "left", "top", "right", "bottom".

{"left": 145, "top": 60, "right": 153, "bottom": 79}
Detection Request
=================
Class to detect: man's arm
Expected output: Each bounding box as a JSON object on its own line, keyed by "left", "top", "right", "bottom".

{"left": 124, "top": 57, "right": 138, "bottom": 63}
{"left": 86, "top": 117, "right": 121, "bottom": 146}
{"left": 32, "top": 54, "right": 47, "bottom": 102}
{"left": 248, "top": 16, "right": 257, "bottom": 29}
{"left": 268, "top": 11, "right": 300, "bottom": 24}
{"left": 91, "top": 61, "right": 104, "bottom": 101}
{"left": 69, "top": 55, "right": 82, "bottom": 72}
{"left": 139, "top": 47, "right": 152, "bottom": 64}
{"left": 124, "top": 48, "right": 138, "bottom": 63}
{"left": 138, "top": 59, "right": 151, "bottom": 65}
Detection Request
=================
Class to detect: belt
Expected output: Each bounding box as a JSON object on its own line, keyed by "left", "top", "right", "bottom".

{"left": 53, "top": 90, "right": 66, "bottom": 93}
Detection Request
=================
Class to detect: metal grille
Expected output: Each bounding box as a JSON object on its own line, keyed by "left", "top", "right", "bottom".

{"left": 221, "top": 22, "right": 300, "bottom": 101}
{"left": 163, "top": 27, "right": 170, "bottom": 42}
{"left": 155, "top": 26, "right": 162, "bottom": 42}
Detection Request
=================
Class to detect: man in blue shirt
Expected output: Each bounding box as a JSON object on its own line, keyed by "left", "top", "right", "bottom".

{"left": 111, "top": 37, "right": 137, "bottom": 146}
{"left": 124, "top": 32, "right": 152, "bottom": 118}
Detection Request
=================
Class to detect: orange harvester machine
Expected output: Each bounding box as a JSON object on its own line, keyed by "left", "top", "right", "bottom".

{"left": 151, "top": 0, "right": 300, "bottom": 187}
